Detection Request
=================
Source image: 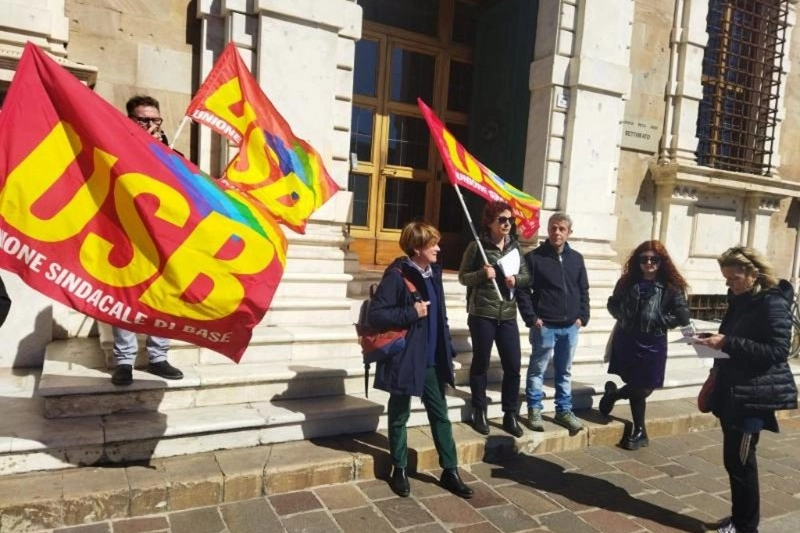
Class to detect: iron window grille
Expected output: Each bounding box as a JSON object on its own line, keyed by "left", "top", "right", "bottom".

{"left": 696, "top": 0, "right": 788, "bottom": 176}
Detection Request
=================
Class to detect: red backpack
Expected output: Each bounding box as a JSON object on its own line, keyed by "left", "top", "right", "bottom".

{"left": 354, "top": 269, "right": 420, "bottom": 396}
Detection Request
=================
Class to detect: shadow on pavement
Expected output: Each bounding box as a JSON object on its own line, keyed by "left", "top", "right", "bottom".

{"left": 485, "top": 451, "right": 707, "bottom": 533}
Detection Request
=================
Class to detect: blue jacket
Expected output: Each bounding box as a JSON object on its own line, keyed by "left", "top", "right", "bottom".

{"left": 367, "top": 258, "right": 455, "bottom": 397}
{"left": 517, "top": 240, "right": 590, "bottom": 328}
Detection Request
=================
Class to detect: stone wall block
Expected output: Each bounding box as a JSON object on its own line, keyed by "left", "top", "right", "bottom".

{"left": 126, "top": 463, "right": 169, "bottom": 517}
{"left": 0, "top": 471, "right": 63, "bottom": 532}
{"left": 61, "top": 467, "right": 129, "bottom": 525}
{"left": 136, "top": 45, "right": 192, "bottom": 94}
{"left": 66, "top": 35, "right": 138, "bottom": 86}
{"left": 162, "top": 453, "right": 223, "bottom": 511}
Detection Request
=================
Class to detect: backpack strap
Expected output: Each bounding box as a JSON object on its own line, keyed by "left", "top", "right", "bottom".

{"left": 393, "top": 267, "right": 423, "bottom": 303}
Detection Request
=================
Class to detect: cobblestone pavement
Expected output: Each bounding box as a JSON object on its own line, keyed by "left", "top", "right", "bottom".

{"left": 39, "top": 417, "right": 800, "bottom": 533}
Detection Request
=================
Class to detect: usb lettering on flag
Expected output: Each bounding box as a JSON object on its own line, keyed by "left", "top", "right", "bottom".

{"left": 417, "top": 99, "right": 541, "bottom": 238}
{"left": 185, "top": 43, "right": 339, "bottom": 234}
{"left": 0, "top": 43, "right": 288, "bottom": 362}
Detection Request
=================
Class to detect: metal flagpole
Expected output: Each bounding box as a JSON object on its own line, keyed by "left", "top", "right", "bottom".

{"left": 453, "top": 183, "right": 504, "bottom": 300}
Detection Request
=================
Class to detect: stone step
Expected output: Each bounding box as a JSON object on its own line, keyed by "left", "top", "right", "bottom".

{"left": 7, "top": 360, "right": 800, "bottom": 477}
{"left": 39, "top": 330, "right": 711, "bottom": 419}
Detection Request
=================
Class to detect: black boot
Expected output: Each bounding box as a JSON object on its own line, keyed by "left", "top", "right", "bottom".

{"left": 473, "top": 407, "right": 489, "bottom": 435}
{"left": 440, "top": 468, "right": 474, "bottom": 499}
{"left": 623, "top": 426, "right": 649, "bottom": 450}
{"left": 390, "top": 466, "right": 410, "bottom": 497}
{"left": 623, "top": 396, "right": 649, "bottom": 450}
{"left": 598, "top": 381, "right": 618, "bottom": 416}
{"left": 503, "top": 412, "right": 524, "bottom": 438}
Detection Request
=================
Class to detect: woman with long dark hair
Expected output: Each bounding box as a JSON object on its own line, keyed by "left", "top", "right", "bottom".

{"left": 695, "top": 246, "right": 797, "bottom": 533}
{"left": 599, "top": 240, "right": 691, "bottom": 450}
{"left": 459, "top": 201, "right": 530, "bottom": 437}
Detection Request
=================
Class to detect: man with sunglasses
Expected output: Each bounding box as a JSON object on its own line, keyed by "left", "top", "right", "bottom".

{"left": 109, "top": 95, "right": 184, "bottom": 386}
{"left": 517, "top": 212, "right": 590, "bottom": 434}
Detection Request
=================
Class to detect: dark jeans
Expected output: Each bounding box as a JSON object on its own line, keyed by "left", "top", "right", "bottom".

{"left": 467, "top": 315, "right": 521, "bottom": 412}
{"left": 722, "top": 421, "right": 760, "bottom": 533}
{"left": 388, "top": 367, "right": 457, "bottom": 470}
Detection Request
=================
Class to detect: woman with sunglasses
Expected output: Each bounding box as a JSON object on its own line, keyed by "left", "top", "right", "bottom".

{"left": 459, "top": 201, "right": 530, "bottom": 437}
{"left": 599, "top": 240, "right": 690, "bottom": 450}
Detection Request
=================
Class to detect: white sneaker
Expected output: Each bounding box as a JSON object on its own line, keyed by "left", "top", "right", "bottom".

{"left": 716, "top": 517, "right": 736, "bottom": 533}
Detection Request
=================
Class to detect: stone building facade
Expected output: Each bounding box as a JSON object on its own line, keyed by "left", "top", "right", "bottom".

{"left": 1, "top": 0, "right": 799, "bottom": 365}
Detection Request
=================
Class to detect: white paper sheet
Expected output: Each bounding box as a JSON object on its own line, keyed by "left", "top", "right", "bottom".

{"left": 497, "top": 248, "right": 521, "bottom": 299}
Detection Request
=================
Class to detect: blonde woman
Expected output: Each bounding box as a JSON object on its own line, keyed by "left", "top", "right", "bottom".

{"left": 695, "top": 246, "right": 798, "bottom": 533}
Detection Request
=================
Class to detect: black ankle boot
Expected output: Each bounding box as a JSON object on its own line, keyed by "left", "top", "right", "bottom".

{"left": 622, "top": 427, "right": 649, "bottom": 450}
{"left": 503, "top": 412, "right": 524, "bottom": 438}
{"left": 390, "top": 466, "right": 410, "bottom": 497}
{"left": 473, "top": 408, "right": 489, "bottom": 435}
{"left": 598, "top": 381, "right": 618, "bottom": 416}
{"left": 440, "top": 468, "right": 474, "bottom": 499}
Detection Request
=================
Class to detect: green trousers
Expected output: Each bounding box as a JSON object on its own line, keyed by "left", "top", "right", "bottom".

{"left": 387, "top": 367, "right": 458, "bottom": 469}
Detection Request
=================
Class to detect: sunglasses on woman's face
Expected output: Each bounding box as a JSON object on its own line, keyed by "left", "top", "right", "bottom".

{"left": 639, "top": 255, "right": 661, "bottom": 265}
{"left": 496, "top": 216, "right": 514, "bottom": 225}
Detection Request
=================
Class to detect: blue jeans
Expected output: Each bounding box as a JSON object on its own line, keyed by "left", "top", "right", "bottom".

{"left": 526, "top": 323, "right": 579, "bottom": 413}
{"left": 112, "top": 327, "right": 170, "bottom": 366}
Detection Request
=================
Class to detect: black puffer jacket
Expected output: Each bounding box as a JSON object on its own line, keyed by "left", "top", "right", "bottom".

{"left": 607, "top": 280, "right": 691, "bottom": 335}
{"left": 714, "top": 279, "right": 798, "bottom": 412}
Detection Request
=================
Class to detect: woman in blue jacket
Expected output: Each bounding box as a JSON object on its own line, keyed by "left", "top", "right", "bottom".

{"left": 367, "top": 222, "right": 473, "bottom": 500}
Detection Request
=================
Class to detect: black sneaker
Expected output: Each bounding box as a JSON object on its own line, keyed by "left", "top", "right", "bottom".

{"left": 148, "top": 361, "right": 184, "bottom": 380}
{"left": 111, "top": 364, "right": 133, "bottom": 386}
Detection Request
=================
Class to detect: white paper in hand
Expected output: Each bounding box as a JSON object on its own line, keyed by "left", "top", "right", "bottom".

{"left": 497, "top": 248, "right": 521, "bottom": 299}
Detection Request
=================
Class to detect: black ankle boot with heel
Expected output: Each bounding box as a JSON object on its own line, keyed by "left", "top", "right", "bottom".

{"left": 473, "top": 407, "right": 489, "bottom": 435}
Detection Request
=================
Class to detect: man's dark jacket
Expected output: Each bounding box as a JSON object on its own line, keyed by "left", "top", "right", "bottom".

{"left": 713, "top": 279, "right": 798, "bottom": 413}
{"left": 517, "top": 240, "right": 590, "bottom": 328}
{"left": 0, "top": 276, "right": 10, "bottom": 328}
{"left": 367, "top": 258, "right": 456, "bottom": 397}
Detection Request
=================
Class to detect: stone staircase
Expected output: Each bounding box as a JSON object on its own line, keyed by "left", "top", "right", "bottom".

{"left": 0, "top": 271, "right": 757, "bottom": 476}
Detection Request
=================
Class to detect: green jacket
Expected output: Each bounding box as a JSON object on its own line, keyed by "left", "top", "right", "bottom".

{"left": 458, "top": 235, "right": 530, "bottom": 321}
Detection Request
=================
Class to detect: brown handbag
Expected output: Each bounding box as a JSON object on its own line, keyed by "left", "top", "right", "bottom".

{"left": 697, "top": 367, "right": 717, "bottom": 413}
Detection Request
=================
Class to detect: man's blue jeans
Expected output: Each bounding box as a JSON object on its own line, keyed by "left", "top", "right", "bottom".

{"left": 112, "top": 327, "right": 170, "bottom": 366}
{"left": 526, "top": 323, "right": 579, "bottom": 413}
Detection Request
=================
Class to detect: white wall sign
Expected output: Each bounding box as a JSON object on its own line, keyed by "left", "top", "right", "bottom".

{"left": 620, "top": 116, "right": 661, "bottom": 153}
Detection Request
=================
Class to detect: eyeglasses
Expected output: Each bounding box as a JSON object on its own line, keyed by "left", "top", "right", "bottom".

{"left": 495, "top": 216, "right": 514, "bottom": 225}
{"left": 130, "top": 116, "right": 163, "bottom": 126}
{"left": 639, "top": 255, "right": 661, "bottom": 265}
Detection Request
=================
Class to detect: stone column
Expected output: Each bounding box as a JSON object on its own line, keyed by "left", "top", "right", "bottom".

{"left": 195, "top": 0, "right": 361, "bottom": 338}
{"left": 524, "top": 0, "right": 634, "bottom": 292}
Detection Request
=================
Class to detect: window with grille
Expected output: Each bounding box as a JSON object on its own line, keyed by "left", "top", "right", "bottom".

{"left": 696, "top": 0, "right": 788, "bottom": 176}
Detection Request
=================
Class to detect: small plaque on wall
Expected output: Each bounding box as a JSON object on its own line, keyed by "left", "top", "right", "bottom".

{"left": 620, "top": 117, "right": 661, "bottom": 153}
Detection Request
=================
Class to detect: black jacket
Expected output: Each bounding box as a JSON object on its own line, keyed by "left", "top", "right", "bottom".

{"left": 0, "top": 275, "right": 10, "bottom": 328}
{"left": 517, "top": 241, "right": 590, "bottom": 328}
{"left": 607, "top": 280, "right": 690, "bottom": 335}
{"left": 367, "top": 258, "right": 455, "bottom": 397}
{"left": 714, "top": 280, "right": 798, "bottom": 413}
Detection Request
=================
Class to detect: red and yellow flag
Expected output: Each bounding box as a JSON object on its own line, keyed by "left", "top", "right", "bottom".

{"left": 418, "top": 99, "right": 541, "bottom": 238}
{"left": 0, "top": 43, "right": 288, "bottom": 362}
{"left": 186, "top": 43, "right": 339, "bottom": 234}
